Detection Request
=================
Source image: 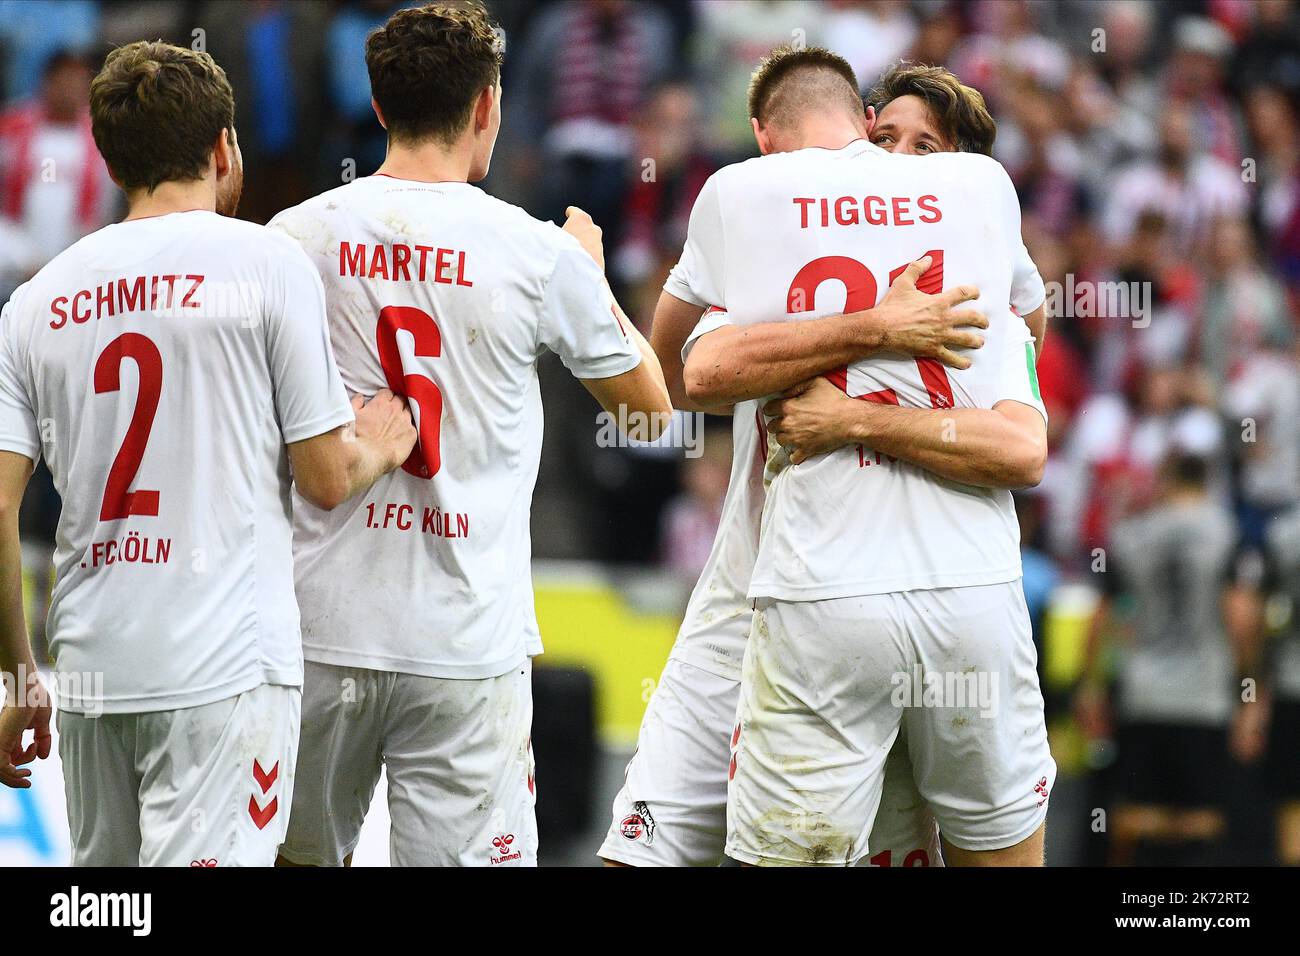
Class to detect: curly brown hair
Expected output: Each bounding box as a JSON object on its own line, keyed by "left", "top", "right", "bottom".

{"left": 90, "top": 40, "right": 235, "bottom": 193}
{"left": 366, "top": 2, "right": 503, "bottom": 145}
{"left": 747, "top": 45, "right": 862, "bottom": 127}
{"left": 866, "top": 64, "right": 996, "bottom": 156}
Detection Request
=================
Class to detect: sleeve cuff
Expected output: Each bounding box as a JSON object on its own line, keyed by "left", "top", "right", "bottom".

{"left": 681, "top": 306, "right": 732, "bottom": 362}
{"left": 280, "top": 403, "right": 356, "bottom": 444}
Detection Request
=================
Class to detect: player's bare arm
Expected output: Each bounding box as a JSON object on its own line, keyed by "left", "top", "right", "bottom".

{"left": 580, "top": 347, "right": 673, "bottom": 441}
{"left": 562, "top": 206, "right": 673, "bottom": 437}
{"left": 288, "top": 389, "right": 417, "bottom": 510}
{"left": 765, "top": 377, "right": 1046, "bottom": 488}
{"left": 682, "top": 256, "right": 987, "bottom": 406}
{"left": 0, "top": 450, "right": 50, "bottom": 789}
{"left": 649, "top": 291, "right": 732, "bottom": 415}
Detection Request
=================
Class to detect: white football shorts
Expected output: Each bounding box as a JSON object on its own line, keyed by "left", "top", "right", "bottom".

{"left": 599, "top": 657, "right": 941, "bottom": 866}
{"left": 58, "top": 682, "right": 300, "bottom": 867}
{"left": 279, "top": 659, "right": 536, "bottom": 867}
{"left": 727, "top": 581, "right": 1054, "bottom": 866}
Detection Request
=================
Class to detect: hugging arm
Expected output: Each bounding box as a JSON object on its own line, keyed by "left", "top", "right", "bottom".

{"left": 765, "top": 379, "right": 1046, "bottom": 489}
{"left": 682, "top": 256, "right": 988, "bottom": 407}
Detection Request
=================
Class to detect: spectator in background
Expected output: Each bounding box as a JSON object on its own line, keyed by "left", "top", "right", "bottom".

{"left": 1232, "top": 0, "right": 1300, "bottom": 101}
{"left": 1221, "top": 340, "right": 1300, "bottom": 549}
{"left": 0, "top": 50, "right": 115, "bottom": 278}
{"left": 510, "top": 0, "right": 674, "bottom": 253}
{"left": 1200, "top": 216, "right": 1292, "bottom": 392}
{"left": 324, "top": 0, "right": 399, "bottom": 181}
{"left": 1104, "top": 98, "right": 1247, "bottom": 253}
{"left": 660, "top": 423, "right": 731, "bottom": 586}
{"left": 1091, "top": 0, "right": 1159, "bottom": 163}
{"left": 1164, "top": 16, "right": 1244, "bottom": 166}
{"left": 947, "top": 0, "right": 1070, "bottom": 108}
{"left": 1244, "top": 83, "right": 1300, "bottom": 292}
{"left": 823, "top": 0, "right": 917, "bottom": 90}
{"left": 0, "top": 0, "right": 97, "bottom": 102}
{"left": 193, "top": 0, "right": 331, "bottom": 222}
{"left": 614, "top": 82, "right": 717, "bottom": 318}
{"left": 906, "top": 3, "right": 962, "bottom": 67}
{"left": 994, "top": 76, "right": 1087, "bottom": 237}
{"left": 693, "top": 0, "right": 827, "bottom": 160}
{"left": 1242, "top": 85, "right": 1300, "bottom": 247}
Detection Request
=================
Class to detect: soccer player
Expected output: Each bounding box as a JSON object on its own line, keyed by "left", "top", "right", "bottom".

{"left": 269, "top": 4, "right": 670, "bottom": 867}
{"left": 767, "top": 62, "right": 1052, "bottom": 465}
{"left": 601, "top": 60, "right": 1053, "bottom": 869}
{"left": 602, "top": 266, "right": 981, "bottom": 868}
{"left": 1076, "top": 452, "right": 1250, "bottom": 866}
{"left": 865, "top": 63, "right": 1047, "bottom": 357}
{"left": 0, "top": 41, "right": 416, "bottom": 867}
{"left": 671, "top": 46, "right": 1052, "bottom": 867}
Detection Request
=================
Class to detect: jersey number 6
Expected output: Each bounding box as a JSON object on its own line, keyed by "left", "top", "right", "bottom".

{"left": 376, "top": 305, "right": 444, "bottom": 479}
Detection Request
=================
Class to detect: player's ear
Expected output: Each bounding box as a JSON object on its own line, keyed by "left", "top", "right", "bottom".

{"left": 865, "top": 104, "right": 877, "bottom": 134}
{"left": 474, "top": 84, "right": 496, "bottom": 132}
{"left": 751, "top": 117, "right": 773, "bottom": 156}
{"left": 212, "top": 128, "right": 233, "bottom": 178}
{"left": 370, "top": 97, "right": 388, "bottom": 131}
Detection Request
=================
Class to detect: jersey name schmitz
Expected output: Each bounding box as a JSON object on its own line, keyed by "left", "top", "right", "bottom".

{"left": 0, "top": 211, "right": 354, "bottom": 712}
{"left": 270, "top": 177, "right": 640, "bottom": 678}
{"left": 672, "top": 141, "right": 1045, "bottom": 601}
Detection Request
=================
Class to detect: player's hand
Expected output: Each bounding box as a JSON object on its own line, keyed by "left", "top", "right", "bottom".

{"left": 872, "top": 256, "right": 987, "bottom": 369}
{"left": 352, "top": 389, "right": 417, "bottom": 473}
{"left": 0, "top": 671, "right": 52, "bottom": 789}
{"left": 562, "top": 206, "right": 605, "bottom": 271}
{"left": 764, "top": 377, "right": 862, "bottom": 465}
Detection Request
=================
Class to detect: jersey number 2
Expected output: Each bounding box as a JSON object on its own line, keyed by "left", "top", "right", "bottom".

{"left": 94, "top": 333, "right": 162, "bottom": 521}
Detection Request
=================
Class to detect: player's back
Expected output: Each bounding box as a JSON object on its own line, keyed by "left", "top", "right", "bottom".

{"left": 271, "top": 176, "right": 638, "bottom": 678}
{"left": 1111, "top": 499, "right": 1237, "bottom": 724}
{"left": 0, "top": 211, "right": 349, "bottom": 712}
{"left": 687, "top": 141, "right": 1041, "bottom": 601}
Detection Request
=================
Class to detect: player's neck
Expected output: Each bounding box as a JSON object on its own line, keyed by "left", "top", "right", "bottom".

{"left": 376, "top": 137, "right": 475, "bottom": 184}
{"left": 783, "top": 117, "right": 865, "bottom": 153}
{"left": 123, "top": 180, "right": 215, "bottom": 221}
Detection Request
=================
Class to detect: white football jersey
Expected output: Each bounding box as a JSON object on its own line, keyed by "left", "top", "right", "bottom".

{"left": 0, "top": 211, "right": 354, "bottom": 713}
{"left": 672, "top": 140, "right": 1045, "bottom": 602}
{"left": 270, "top": 176, "right": 641, "bottom": 679}
{"left": 1011, "top": 242, "right": 1046, "bottom": 317}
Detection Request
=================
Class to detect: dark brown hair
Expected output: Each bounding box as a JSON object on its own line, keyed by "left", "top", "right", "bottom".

{"left": 867, "top": 64, "right": 997, "bottom": 156}
{"left": 366, "top": 2, "right": 503, "bottom": 145}
{"left": 747, "top": 45, "right": 862, "bottom": 126}
{"left": 90, "top": 41, "right": 235, "bottom": 192}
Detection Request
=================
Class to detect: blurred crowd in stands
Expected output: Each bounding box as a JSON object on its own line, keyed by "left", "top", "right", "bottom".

{"left": 1, "top": 0, "right": 1298, "bottom": 863}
